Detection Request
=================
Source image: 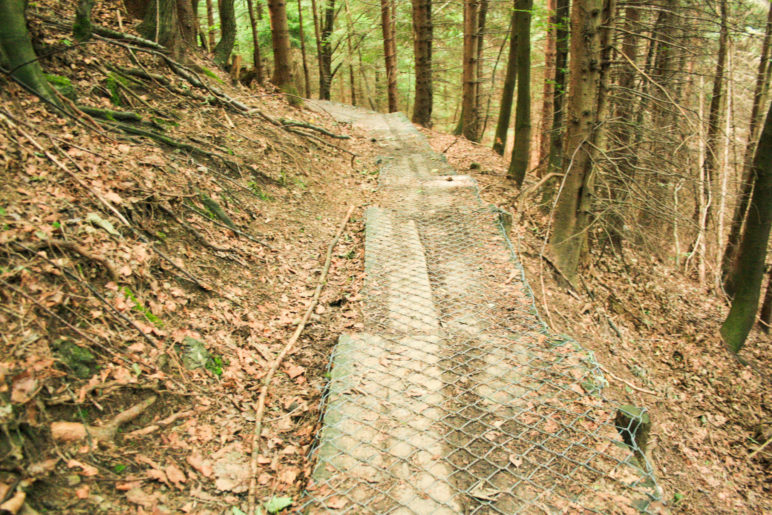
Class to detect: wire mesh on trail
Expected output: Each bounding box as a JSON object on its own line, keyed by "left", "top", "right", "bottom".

{"left": 302, "top": 104, "right": 660, "bottom": 514}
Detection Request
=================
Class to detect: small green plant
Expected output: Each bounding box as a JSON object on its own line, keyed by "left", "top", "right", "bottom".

{"left": 114, "top": 464, "right": 127, "bottom": 474}
{"left": 199, "top": 66, "right": 225, "bottom": 84}
{"left": 205, "top": 355, "right": 225, "bottom": 376}
{"left": 122, "top": 287, "right": 164, "bottom": 328}
{"left": 248, "top": 181, "right": 272, "bottom": 201}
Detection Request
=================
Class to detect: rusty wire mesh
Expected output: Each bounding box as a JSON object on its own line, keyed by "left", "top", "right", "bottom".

{"left": 302, "top": 109, "right": 660, "bottom": 514}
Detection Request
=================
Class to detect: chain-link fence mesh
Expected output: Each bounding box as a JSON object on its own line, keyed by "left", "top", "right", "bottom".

{"left": 302, "top": 106, "right": 661, "bottom": 514}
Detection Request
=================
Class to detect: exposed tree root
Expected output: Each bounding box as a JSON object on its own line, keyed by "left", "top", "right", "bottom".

{"left": 51, "top": 395, "right": 157, "bottom": 444}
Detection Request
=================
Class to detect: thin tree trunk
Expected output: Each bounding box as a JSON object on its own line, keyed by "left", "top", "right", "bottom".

{"left": 346, "top": 32, "right": 356, "bottom": 104}
{"left": 462, "top": 0, "right": 480, "bottom": 140}
{"left": 720, "top": 104, "right": 772, "bottom": 352}
{"left": 716, "top": 48, "right": 733, "bottom": 289}
{"left": 702, "top": 0, "right": 728, "bottom": 223}
{"left": 246, "top": 0, "right": 264, "bottom": 83}
{"left": 213, "top": 0, "right": 236, "bottom": 68}
{"left": 297, "top": 0, "right": 311, "bottom": 96}
{"left": 493, "top": 2, "right": 518, "bottom": 155}
{"left": 473, "top": 0, "right": 488, "bottom": 141}
{"left": 411, "top": 0, "right": 433, "bottom": 126}
{"left": 549, "top": 0, "right": 603, "bottom": 281}
{"left": 310, "top": 0, "right": 323, "bottom": 91}
{"left": 380, "top": 0, "right": 399, "bottom": 112}
{"left": 318, "top": 0, "right": 334, "bottom": 100}
{"left": 536, "top": 0, "right": 557, "bottom": 174}
{"left": 508, "top": 0, "right": 532, "bottom": 186}
{"left": 206, "top": 0, "right": 216, "bottom": 50}
{"left": 74, "top": 0, "right": 95, "bottom": 40}
{"left": 722, "top": 2, "right": 772, "bottom": 294}
{"left": 267, "top": 0, "right": 294, "bottom": 91}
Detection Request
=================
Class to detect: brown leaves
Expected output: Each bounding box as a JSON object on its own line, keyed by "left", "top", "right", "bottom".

{"left": 10, "top": 372, "right": 37, "bottom": 404}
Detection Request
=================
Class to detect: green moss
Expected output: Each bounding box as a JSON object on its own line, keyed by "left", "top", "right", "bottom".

{"left": 45, "top": 74, "right": 76, "bottom": 101}
{"left": 57, "top": 340, "right": 96, "bottom": 379}
{"left": 122, "top": 286, "right": 163, "bottom": 328}
{"left": 199, "top": 66, "right": 224, "bottom": 84}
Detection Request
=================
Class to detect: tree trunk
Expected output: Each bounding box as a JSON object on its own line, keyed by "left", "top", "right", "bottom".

{"left": 267, "top": 0, "right": 294, "bottom": 91}
{"left": 310, "top": 0, "right": 323, "bottom": 96}
{"left": 461, "top": 0, "right": 480, "bottom": 140}
{"left": 0, "top": 0, "right": 60, "bottom": 106}
{"left": 507, "top": 0, "right": 532, "bottom": 186}
{"left": 722, "top": 2, "right": 772, "bottom": 295}
{"left": 549, "top": 0, "right": 603, "bottom": 281}
{"left": 472, "top": 0, "right": 488, "bottom": 141}
{"left": 246, "top": 0, "right": 264, "bottom": 83}
{"left": 138, "top": 0, "right": 196, "bottom": 59}
{"left": 411, "top": 0, "right": 432, "bottom": 126}
{"left": 720, "top": 106, "right": 772, "bottom": 352}
{"left": 318, "top": 0, "right": 334, "bottom": 100}
{"left": 540, "top": 0, "right": 570, "bottom": 206}
{"left": 535, "top": 0, "right": 557, "bottom": 174}
{"left": 297, "top": 0, "right": 311, "bottom": 96}
{"left": 380, "top": 0, "right": 398, "bottom": 112}
{"left": 760, "top": 267, "right": 772, "bottom": 333}
{"left": 492, "top": 2, "right": 518, "bottom": 155}
{"left": 205, "top": 0, "right": 216, "bottom": 50}
{"left": 213, "top": 0, "right": 236, "bottom": 67}
{"left": 702, "top": 0, "right": 728, "bottom": 223}
{"left": 74, "top": 0, "right": 94, "bottom": 41}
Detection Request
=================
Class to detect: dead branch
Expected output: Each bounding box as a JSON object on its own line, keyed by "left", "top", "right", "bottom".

{"left": 598, "top": 365, "right": 657, "bottom": 396}
{"left": 247, "top": 204, "right": 356, "bottom": 514}
{"left": 183, "top": 203, "right": 274, "bottom": 251}
{"left": 158, "top": 203, "right": 236, "bottom": 255}
{"left": 279, "top": 119, "right": 350, "bottom": 139}
{"left": 124, "top": 410, "right": 193, "bottom": 439}
{"left": 51, "top": 395, "right": 157, "bottom": 443}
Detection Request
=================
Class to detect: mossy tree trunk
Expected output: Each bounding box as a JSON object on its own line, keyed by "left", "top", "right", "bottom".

{"left": 73, "top": 0, "right": 94, "bottom": 41}
{"left": 213, "top": 0, "right": 236, "bottom": 68}
{"left": 720, "top": 105, "right": 772, "bottom": 352}
{"left": 507, "top": 0, "right": 532, "bottom": 187}
{"left": 759, "top": 268, "right": 772, "bottom": 334}
{"left": 318, "top": 0, "right": 335, "bottom": 100}
{"left": 0, "top": 0, "right": 60, "bottom": 106}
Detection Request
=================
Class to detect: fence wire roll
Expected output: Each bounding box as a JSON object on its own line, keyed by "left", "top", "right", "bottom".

{"left": 301, "top": 105, "right": 661, "bottom": 514}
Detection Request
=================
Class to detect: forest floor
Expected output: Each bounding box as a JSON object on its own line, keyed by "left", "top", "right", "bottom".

{"left": 0, "top": 3, "right": 770, "bottom": 514}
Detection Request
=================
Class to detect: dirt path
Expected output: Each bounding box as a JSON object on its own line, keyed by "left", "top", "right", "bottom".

{"left": 303, "top": 102, "right": 661, "bottom": 514}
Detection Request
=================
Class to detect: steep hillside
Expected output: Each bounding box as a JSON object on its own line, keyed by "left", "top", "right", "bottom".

{"left": 0, "top": 4, "right": 381, "bottom": 513}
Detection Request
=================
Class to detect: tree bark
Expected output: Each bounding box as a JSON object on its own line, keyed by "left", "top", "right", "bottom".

{"left": 205, "top": 0, "right": 216, "bottom": 50}
{"left": 380, "top": 0, "right": 399, "bottom": 112}
{"left": 508, "top": 0, "right": 532, "bottom": 186}
{"left": 318, "top": 0, "right": 334, "bottom": 100}
{"left": 535, "top": 0, "right": 557, "bottom": 173}
{"left": 549, "top": 0, "right": 603, "bottom": 281}
{"left": 0, "top": 0, "right": 60, "bottom": 106}
{"left": 411, "top": 0, "right": 432, "bottom": 126}
{"left": 720, "top": 106, "right": 772, "bottom": 352}
{"left": 702, "top": 0, "right": 728, "bottom": 223}
{"left": 213, "top": 0, "right": 236, "bottom": 67}
{"left": 245, "top": 0, "right": 264, "bottom": 83}
{"left": 74, "top": 0, "right": 94, "bottom": 41}
{"left": 461, "top": 0, "right": 480, "bottom": 140}
{"left": 297, "top": 0, "right": 311, "bottom": 96}
{"left": 722, "top": 2, "right": 772, "bottom": 295}
{"left": 138, "top": 0, "right": 196, "bottom": 59}
{"left": 492, "top": 2, "right": 518, "bottom": 155}
{"left": 267, "top": 0, "right": 294, "bottom": 91}
{"left": 472, "top": 0, "right": 488, "bottom": 141}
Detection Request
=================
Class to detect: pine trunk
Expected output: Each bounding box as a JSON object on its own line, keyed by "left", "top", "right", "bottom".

{"left": 267, "top": 0, "right": 294, "bottom": 91}
{"left": 492, "top": 1, "right": 519, "bottom": 155}
{"left": 318, "top": 0, "right": 334, "bottom": 100}
{"left": 411, "top": 0, "right": 433, "bottom": 126}
{"left": 508, "top": 0, "right": 532, "bottom": 186}
{"left": 297, "top": 0, "right": 311, "bottom": 96}
{"left": 721, "top": 2, "right": 772, "bottom": 295}
{"left": 472, "top": 0, "right": 488, "bottom": 141}
{"left": 380, "top": 0, "right": 399, "bottom": 112}
{"left": 205, "top": 0, "right": 216, "bottom": 50}
{"left": 246, "top": 0, "right": 264, "bottom": 83}
{"left": 549, "top": 0, "right": 603, "bottom": 281}
{"left": 536, "top": 0, "right": 557, "bottom": 174}
{"left": 213, "top": 0, "right": 236, "bottom": 67}
{"left": 720, "top": 105, "right": 772, "bottom": 352}
{"left": 462, "top": 0, "right": 480, "bottom": 140}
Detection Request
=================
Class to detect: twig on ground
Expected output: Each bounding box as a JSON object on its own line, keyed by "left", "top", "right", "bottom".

{"left": 51, "top": 395, "right": 157, "bottom": 443}
{"left": 13, "top": 239, "right": 119, "bottom": 281}
{"left": 247, "top": 205, "right": 356, "bottom": 515}
{"left": 749, "top": 435, "right": 772, "bottom": 459}
{"left": 598, "top": 365, "right": 657, "bottom": 396}
{"left": 183, "top": 203, "right": 274, "bottom": 251}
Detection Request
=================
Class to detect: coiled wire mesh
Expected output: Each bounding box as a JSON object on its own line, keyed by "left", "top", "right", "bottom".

{"left": 302, "top": 105, "right": 660, "bottom": 514}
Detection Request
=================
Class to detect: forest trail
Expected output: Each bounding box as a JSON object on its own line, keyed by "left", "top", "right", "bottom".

{"left": 302, "top": 102, "right": 661, "bottom": 514}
